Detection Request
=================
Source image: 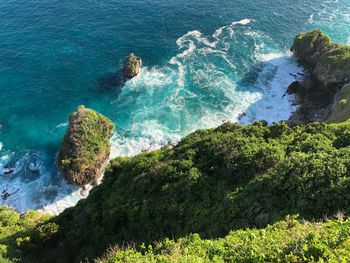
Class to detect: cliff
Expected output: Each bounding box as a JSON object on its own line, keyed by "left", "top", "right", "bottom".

{"left": 57, "top": 106, "right": 114, "bottom": 185}
{"left": 290, "top": 29, "right": 350, "bottom": 123}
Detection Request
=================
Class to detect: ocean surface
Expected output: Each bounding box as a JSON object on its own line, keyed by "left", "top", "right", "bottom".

{"left": 0, "top": 0, "right": 349, "bottom": 214}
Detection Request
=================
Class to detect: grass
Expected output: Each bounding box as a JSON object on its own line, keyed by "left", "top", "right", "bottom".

{"left": 0, "top": 206, "right": 52, "bottom": 262}
{"left": 320, "top": 45, "right": 350, "bottom": 71}
{"left": 293, "top": 29, "right": 350, "bottom": 71}
{"left": 3, "top": 121, "right": 350, "bottom": 261}
{"left": 58, "top": 105, "right": 115, "bottom": 184}
{"left": 98, "top": 216, "right": 350, "bottom": 263}
{"left": 327, "top": 84, "right": 350, "bottom": 123}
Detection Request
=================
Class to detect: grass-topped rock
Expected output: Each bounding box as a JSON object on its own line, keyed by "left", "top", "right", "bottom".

{"left": 292, "top": 29, "right": 331, "bottom": 68}
{"left": 57, "top": 106, "right": 114, "bottom": 186}
{"left": 292, "top": 29, "right": 350, "bottom": 87}
{"left": 290, "top": 29, "right": 350, "bottom": 124}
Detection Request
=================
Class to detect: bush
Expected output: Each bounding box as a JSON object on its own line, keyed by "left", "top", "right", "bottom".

{"left": 32, "top": 121, "right": 350, "bottom": 262}
{"left": 4, "top": 121, "right": 350, "bottom": 262}
{"left": 0, "top": 207, "right": 51, "bottom": 262}
{"left": 98, "top": 216, "right": 350, "bottom": 263}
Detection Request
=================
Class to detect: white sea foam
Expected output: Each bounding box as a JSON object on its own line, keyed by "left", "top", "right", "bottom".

{"left": 240, "top": 51, "right": 303, "bottom": 123}
{"left": 0, "top": 149, "right": 86, "bottom": 214}
{"left": 1, "top": 18, "right": 305, "bottom": 215}
{"left": 306, "top": 0, "right": 350, "bottom": 44}
{"left": 55, "top": 122, "right": 68, "bottom": 128}
{"left": 214, "top": 19, "right": 251, "bottom": 38}
{"left": 233, "top": 18, "right": 251, "bottom": 26}
{"left": 110, "top": 18, "right": 303, "bottom": 158}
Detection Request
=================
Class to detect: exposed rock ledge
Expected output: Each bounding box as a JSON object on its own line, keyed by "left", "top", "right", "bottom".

{"left": 57, "top": 106, "right": 114, "bottom": 186}
{"left": 289, "top": 29, "right": 350, "bottom": 124}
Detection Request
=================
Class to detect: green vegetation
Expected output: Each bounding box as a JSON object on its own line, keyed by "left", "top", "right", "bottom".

{"left": 328, "top": 84, "right": 350, "bottom": 123}
{"left": 292, "top": 29, "right": 350, "bottom": 124}
{"left": 0, "top": 28, "right": 349, "bottom": 263}
{"left": 1, "top": 30, "right": 350, "bottom": 263}
{"left": 320, "top": 45, "right": 350, "bottom": 72}
{"left": 2, "top": 121, "right": 350, "bottom": 262}
{"left": 0, "top": 207, "right": 53, "bottom": 262}
{"left": 292, "top": 29, "right": 331, "bottom": 66}
{"left": 98, "top": 216, "right": 350, "bottom": 263}
{"left": 58, "top": 105, "right": 115, "bottom": 185}
{"left": 293, "top": 28, "right": 350, "bottom": 73}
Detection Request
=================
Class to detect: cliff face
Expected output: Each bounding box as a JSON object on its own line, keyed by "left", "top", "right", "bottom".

{"left": 290, "top": 29, "right": 350, "bottom": 123}
{"left": 57, "top": 106, "right": 114, "bottom": 186}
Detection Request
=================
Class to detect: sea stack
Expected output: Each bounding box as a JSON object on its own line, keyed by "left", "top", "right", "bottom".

{"left": 57, "top": 106, "right": 114, "bottom": 186}
{"left": 123, "top": 53, "right": 142, "bottom": 79}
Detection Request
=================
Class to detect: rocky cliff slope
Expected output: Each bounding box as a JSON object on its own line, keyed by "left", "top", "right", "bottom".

{"left": 290, "top": 29, "right": 350, "bottom": 123}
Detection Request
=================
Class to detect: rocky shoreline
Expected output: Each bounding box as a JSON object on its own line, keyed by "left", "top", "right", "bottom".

{"left": 288, "top": 29, "right": 350, "bottom": 124}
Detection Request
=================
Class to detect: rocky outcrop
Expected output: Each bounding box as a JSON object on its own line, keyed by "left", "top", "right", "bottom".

{"left": 289, "top": 29, "right": 350, "bottom": 124}
{"left": 123, "top": 53, "right": 142, "bottom": 79}
{"left": 57, "top": 106, "right": 114, "bottom": 186}
{"left": 328, "top": 83, "right": 350, "bottom": 123}
{"left": 287, "top": 81, "right": 302, "bottom": 94}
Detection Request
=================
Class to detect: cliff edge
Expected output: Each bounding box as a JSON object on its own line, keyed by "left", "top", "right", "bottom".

{"left": 290, "top": 29, "right": 350, "bottom": 123}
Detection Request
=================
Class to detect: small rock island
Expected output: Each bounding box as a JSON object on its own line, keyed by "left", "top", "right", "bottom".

{"left": 57, "top": 106, "right": 114, "bottom": 186}
{"left": 123, "top": 53, "right": 142, "bottom": 79}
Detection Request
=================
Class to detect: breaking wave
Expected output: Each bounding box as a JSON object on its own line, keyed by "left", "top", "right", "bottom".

{"left": 1, "top": 19, "right": 304, "bottom": 214}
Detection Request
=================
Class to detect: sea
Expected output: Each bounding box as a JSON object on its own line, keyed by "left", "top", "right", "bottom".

{"left": 0, "top": 0, "right": 349, "bottom": 214}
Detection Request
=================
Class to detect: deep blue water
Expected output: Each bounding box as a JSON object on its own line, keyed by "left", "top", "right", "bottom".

{"left": 0, "top": 0, "right": 349, "bottom": 213}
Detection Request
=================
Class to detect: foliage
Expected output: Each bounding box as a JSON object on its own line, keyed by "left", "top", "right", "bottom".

{"left": 292, "top": 28, "right": 350, "bottom": 72}
{"left": 292, "top": 29, "right": 331, "bottom": 66}
{"left": 28, "top": 121, "right": 350, "bottom": 261}
{"left": 328, "top": 84, "right": 350, "bottom": 123}
{"left": 98, "top": 216, "right": 350, "bottom": 263}
{"left": 4, "top": 121, "right": 350, "bottom": 262}
{"left": 0, "top": 206, "right": 52, "bottom": 262}
{"left": 320, "top": 46, "right": 350, "bottom": 72}
{"left": 58, "top": 105, "right": 115, "bottom": 184}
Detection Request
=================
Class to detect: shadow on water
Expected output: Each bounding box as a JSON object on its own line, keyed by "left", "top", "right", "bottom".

{"left": 95, "top": 70, "right": 126, "bottom": 95}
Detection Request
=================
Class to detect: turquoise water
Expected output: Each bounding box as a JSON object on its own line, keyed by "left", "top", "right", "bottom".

{"left": 0, "top": 0, "right": 349, "bottom": 213}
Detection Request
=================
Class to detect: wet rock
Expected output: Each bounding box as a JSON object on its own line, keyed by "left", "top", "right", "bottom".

{"left": 287, "top": 81, "right": 301, "bottom": 94}
{"left": 123, "top": 53, "right": 142, "bottom": 79}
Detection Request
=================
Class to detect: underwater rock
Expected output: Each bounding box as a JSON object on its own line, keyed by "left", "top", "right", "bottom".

{"left": 57, "top": 106, "right": 114, "bottom": 186}
{"left": 123, "top": 53, "right": 142, "bottom": 79}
